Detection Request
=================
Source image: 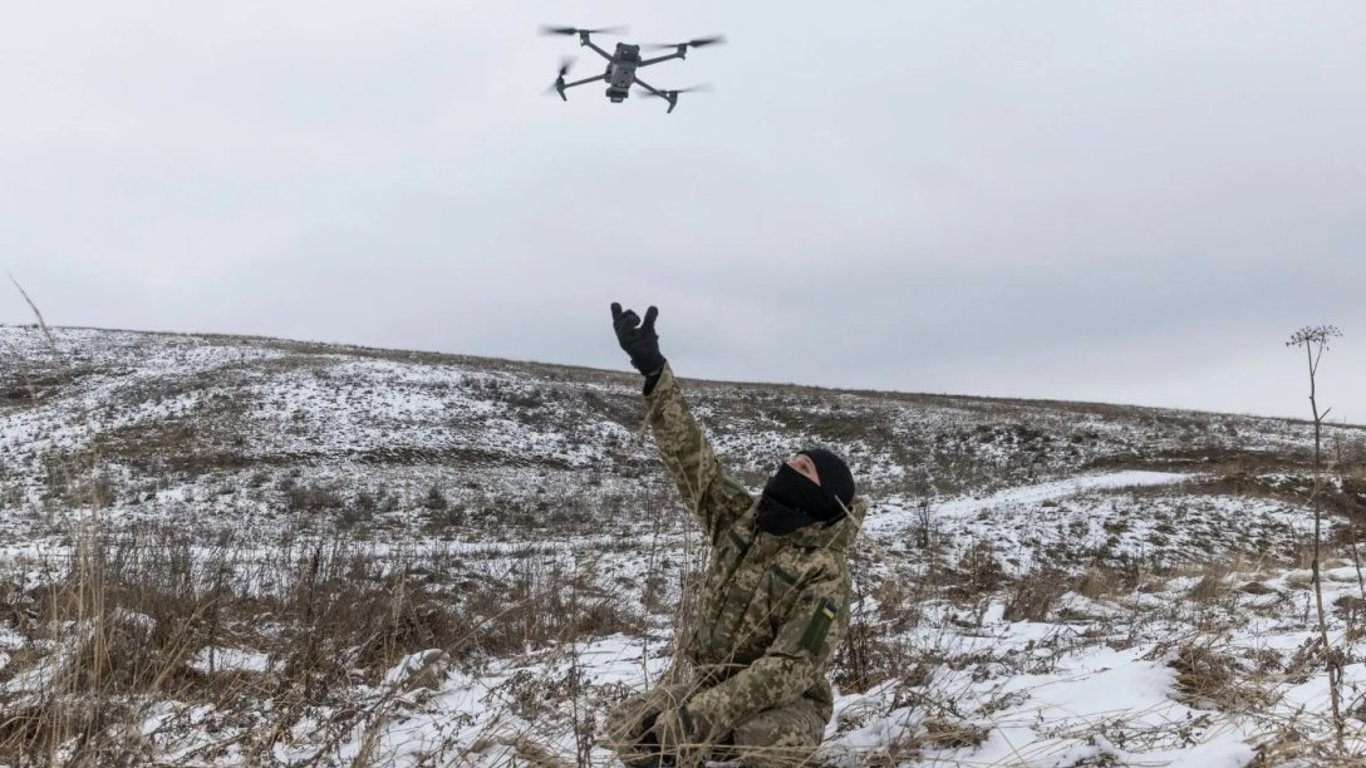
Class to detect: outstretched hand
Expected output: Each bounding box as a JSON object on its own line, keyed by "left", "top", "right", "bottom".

{"left": 611, "top": 302, "right": 666, "bottom": 376}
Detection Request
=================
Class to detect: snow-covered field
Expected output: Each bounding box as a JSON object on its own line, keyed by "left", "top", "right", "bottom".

{"left": 2, "top": 325, "right": 1366, "bottom": 766}
{"left": 58, "top": 472, "right": 1355, "bottom": 768}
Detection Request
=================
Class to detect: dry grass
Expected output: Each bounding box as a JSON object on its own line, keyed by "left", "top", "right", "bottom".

{"left": 0, "top": 516, "right": 644, "bottom": 766}
{"left": 4, "top": 487, "right": 1361, "bottom": 767}
{"left": 1002, "top": 571, "right": 1068, "bottom": 622}
{"left": 1168, "top": 643, "right": 1273, "bottom": 713}
{"left": 918, "top": 717, "right": 989, "bottom": 750}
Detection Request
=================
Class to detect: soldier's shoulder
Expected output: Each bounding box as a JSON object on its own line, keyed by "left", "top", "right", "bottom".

{"left": 780, "top": 547, "right": 843, "bottom": 582}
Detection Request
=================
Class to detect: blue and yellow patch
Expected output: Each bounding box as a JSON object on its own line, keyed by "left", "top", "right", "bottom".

{"left": 800, "top": 598, "right": 839, "bottom": 654}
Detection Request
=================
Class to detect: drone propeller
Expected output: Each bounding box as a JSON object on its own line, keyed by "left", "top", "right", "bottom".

{"left": 546, "top": 57, "right": 575, "bottom": 99}
{"left": 539, "top": 25, "right": 627, "bottom": 37}
{"left": 639, "top": 83, "right": 714, "bottom": 98}
{"left": 645, "top": 35, "right": 726, "bottom": 50}
{"left": 638, "top": 84, "right": 711, "bottom": 114}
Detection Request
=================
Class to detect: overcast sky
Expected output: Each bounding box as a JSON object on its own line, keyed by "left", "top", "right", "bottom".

{"left": 3, "top": 1, "right": 1365, "bottom": 422}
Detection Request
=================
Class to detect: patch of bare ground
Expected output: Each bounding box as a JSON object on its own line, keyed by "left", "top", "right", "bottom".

{"left": 1092, "top": 447, "right": 1313, "bottom": 474}
{"left": 1181, "top": 472, "right": 1366, "bottom": 520}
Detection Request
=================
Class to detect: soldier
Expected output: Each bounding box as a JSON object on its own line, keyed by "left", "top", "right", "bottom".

{"left": 604, "top": 303, "right": 865, "bottom": 768}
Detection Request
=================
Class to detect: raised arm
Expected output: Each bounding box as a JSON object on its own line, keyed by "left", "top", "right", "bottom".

{"left": 610, "top": 303, "right": 754, "bottom": 541}
{"left": 645, "top": 365, "right": 755, "bottom": 541}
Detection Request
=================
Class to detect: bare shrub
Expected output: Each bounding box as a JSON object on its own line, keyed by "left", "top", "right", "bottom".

{"left": 423, "top": 484, "right": 448, "bottom": 511}
{"left": 0, "top": 697, "right": 148, "bottom": 768}
{"left": 460, "top": 556, "right": 643, "bottom": 658}
{"left": 1073, "top": 565, "right": 1146, "bottom": 601}
{"left": 1003, "top": 572, "right": 1067, "bottom": 622}
{"left": 422, "top": 502, "right": 468, "bottom": 532}
{"left": 909, "top": 498, "right": 937, "bottom": 553}
{"left": 282, "top": 479, "right": 345, "bottom": 515}
{"left": 1187, "top": 572, "right": 1229, "bottom": 603}
{"left": 833, "top": 562, "right": 930, "bottom": 692}
{"left": 833, "top": 606, "right": 919, "bottom": 692}
{"left": 919, "top": 717, "right": 989, "bottom": 750}
{"left": 1168, "top": 643, "right": 1272, "bottom": 713}
{"left": 950, "top": 539, "right": 1006, "bottom": 598}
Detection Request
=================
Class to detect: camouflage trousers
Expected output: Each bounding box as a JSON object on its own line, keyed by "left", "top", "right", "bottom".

{"left": 603, "top": 682, "right": 826, "bottom": 768}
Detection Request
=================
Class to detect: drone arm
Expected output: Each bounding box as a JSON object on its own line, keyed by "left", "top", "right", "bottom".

{"left": 562, "top": 73, "right": 608, "bottom": 90}
{"left": 633, "top": 77, "right": 678, "bottom": 113}
{"left": 637, "top": 51, "right": 686, "bottom": 68}
{"left": 582, "top": 39, "right": 615, "bottom": 61}
{"left": 632, "top": 77, "right": 667, "bottom": 98}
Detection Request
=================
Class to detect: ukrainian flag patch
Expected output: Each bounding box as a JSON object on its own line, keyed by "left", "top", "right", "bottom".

{"left": 800, "top": 598, "right": 838, "bottom": 654}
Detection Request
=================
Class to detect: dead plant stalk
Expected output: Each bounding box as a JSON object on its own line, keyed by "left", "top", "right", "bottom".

{"left": 1287, "top": 323, "right": 1345, "bottom": 748}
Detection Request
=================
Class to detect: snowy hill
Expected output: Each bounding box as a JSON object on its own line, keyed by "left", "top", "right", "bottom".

{"left": 2, "top": 324, "right": 1365, "bottom": 767}
{"left": 2, "top": 325, "right": 1356, "bottom": 545}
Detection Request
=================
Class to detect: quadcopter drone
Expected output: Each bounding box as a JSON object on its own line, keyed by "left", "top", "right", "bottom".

{"left": 540, "top": 25, "right": 724, "bottom": 114}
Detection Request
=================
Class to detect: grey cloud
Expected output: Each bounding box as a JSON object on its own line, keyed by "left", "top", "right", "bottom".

{"left": 3, "top": 0, "right": 1365, "bottom": 422}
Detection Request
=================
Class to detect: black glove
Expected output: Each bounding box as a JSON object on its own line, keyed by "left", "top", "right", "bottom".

{"left": 638, "top": 711, "right": 661, "bottom": 752}
{"left": 611, "top": 302, "right": 666, "bottom": 376}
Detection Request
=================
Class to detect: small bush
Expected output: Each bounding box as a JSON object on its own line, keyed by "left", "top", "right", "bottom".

{"left": 423, "top": 485, "right": 448, "bottom": 512}
{"left": 1003, "top": 573, "right": 1067, "bottom": 622}
{"left": 284, "top": 481, "right": 345, "bottom": 514}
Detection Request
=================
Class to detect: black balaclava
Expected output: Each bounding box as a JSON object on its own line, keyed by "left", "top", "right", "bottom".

{"left": 802, "top": 448, "right": 856, "bottom": 509}
{"left": 756, "top": 449, "right": 856, "bottom": 536}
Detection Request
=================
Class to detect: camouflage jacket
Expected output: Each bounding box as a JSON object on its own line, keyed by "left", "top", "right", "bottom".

{"left": 644, "top": 365, "right": 865, "bottom": 737}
